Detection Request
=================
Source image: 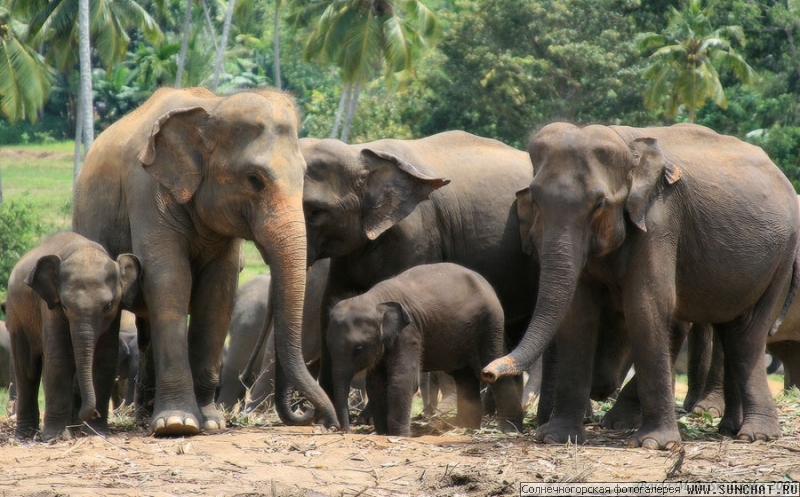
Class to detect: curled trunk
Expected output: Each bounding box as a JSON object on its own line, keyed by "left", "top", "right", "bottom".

{"left": 260, "top": 202, "right": 339, "bottom": 428}
{"left": 482, "top": 229, "right": 583, "bottom": 383}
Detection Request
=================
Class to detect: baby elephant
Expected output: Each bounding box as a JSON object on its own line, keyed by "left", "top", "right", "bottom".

{"left": 5, "top": 231, "right": 140, "bottom": 440}
{"left": 327, "top": 262, "right": 524, "bottom": 436}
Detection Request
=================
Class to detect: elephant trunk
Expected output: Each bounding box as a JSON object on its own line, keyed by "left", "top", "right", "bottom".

{"left": 482, "top": 227, "right": 583, "bottom": 383}
{"left": 258, "top": 198, "right": 339, "bottom": 428}
{"left": 332, "top": 367, "right": 354, "bottom": 433}
{"left": 73, "top": 324, "right": 98, "bottom": 421}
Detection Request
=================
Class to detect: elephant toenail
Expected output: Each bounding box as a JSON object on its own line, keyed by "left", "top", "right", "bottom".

{"left": 642, "top": 439, "right": 660, "bottom": 450}
{"left": 155, "top": 418, "right": 166, "bottom": 430}
{"left": 665, "top": 441, "right": 680, "bottom": 451}
{"left": 185, "top": 417, "right": 199, "bottom": 430}
{"left": 709, "top": 408, "right": 720, "bottom": 418}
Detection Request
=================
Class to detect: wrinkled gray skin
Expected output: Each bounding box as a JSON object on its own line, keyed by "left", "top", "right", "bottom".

{"left": 0, "top": 320, "right": 10, "bottom": 391}
{"left": 483, "top": 123, "right": 799, "bottom": 449}
{"left": 111, "top": 311, "right": 138, "bottom": 410}
{"left": 72, "top": 87, "right": 337, "bottom": 435}
{"left": 217, "top": 258, "right": 329, "bottom": 411}
{"left": 5, "top": 232, "right": 140, "bottom": 440}
{"left": 327, "top": 263, "right": 524, "bottom": 436}
{"left": 279, "top": 131, "right": 538, "bottom": 424}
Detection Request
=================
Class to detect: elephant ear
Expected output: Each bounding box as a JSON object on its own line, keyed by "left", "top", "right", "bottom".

{"left": 515, "top": 187, "right": 536, "bottom": 256}
{"left": 137, "top": 106, "right": 211, "bottom": 204}
{"left": 361, "top": 149, "right": 451, "bottom": 241}
{"left": 25, "top": 255, "right": 62, "bottom": 310}
{"left": 377, "top": 301, "right": 411, "bottom": 347}
{"left": 116, "top": 254, "right": 142, "bottom": 310}
{"left": 625, "top": 137, "right": 682, "bottom": 232}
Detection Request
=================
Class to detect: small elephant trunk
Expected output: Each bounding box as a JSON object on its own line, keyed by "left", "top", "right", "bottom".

{"left": 73, "top": 326, "right": 98, "bottom": 421}
{"left": 332, "top": 369, "right": 354, "bottom": 433}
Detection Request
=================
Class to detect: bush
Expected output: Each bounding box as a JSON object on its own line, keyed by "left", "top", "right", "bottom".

{"left": 0, "top": 201, "right": 48, "bottom": 318}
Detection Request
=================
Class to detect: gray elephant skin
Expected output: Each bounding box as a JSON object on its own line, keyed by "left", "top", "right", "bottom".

{"left": 280, "top": 130, "right": 538, "bottom": 423}
{"left": 72, "top": 87, "right": 337, "bottom": 435}
{"left": 483, "top": 122, "right": 799, "bottom": 449}
{"left": 327, "top": 263, "right": 524, "bottom": 436}
{"left": 217, "top": 258, "right": 329, "bottom": 411}
{"left": 5, "top": 231, "right": 140, "bottom": 440}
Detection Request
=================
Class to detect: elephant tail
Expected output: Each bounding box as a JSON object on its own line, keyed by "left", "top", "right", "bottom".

{"left": 770, "top": 240, "right": 800, "bottom": 336}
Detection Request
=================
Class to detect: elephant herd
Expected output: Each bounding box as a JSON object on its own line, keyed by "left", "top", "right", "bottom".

{"left": 3, "top": 88, "right": 800, "bottom": 451}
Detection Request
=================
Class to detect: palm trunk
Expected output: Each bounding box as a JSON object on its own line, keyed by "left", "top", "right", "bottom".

{"left": 273, "top": 0, "right": 282, "bottom": 89}
{"left": 175, "top": 0, "right": 193, "bottom": 88}
{"left": 211, "top": 0, "right": 236, "bottom": 91}
{"left": 331, "top": 83, "right": 351, "bottom": 139}
{"left": 339, "top": 81, "right": 362, "bottom": 143}
{"left": 76, "top": 0, "right": 93, "bottom": 179}
{"left": 73, "top": 100, "right": 83, "bottom": 183}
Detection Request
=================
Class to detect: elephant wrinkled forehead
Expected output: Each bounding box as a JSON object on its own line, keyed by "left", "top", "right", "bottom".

{"left": 60, "top": 250, "right": 118, "bottom": 296}
{"left": 214, "top": 91, "right": 300, "bottom": 137}
{"left": 330, "top": 299, "right": 379, "bottom": 330}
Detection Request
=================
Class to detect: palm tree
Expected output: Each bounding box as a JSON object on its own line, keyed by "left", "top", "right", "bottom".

{"left": 13, "top": 0, "right": 160, "bottom": 174}
{"left": 294, "top": 0, "right": 439, "bottom": 141}
{"left": 637, "top": 0, "right": 756, "bottom": 122}
{"left": 211, "top": 0, "right": 236, "bottom": 91}
{"left": 0, "top": 3, "right": 53, "bottom": 124}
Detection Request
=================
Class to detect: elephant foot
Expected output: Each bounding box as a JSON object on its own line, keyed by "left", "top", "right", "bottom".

{"left": 626, "top": 424, "right": 681, "bottom": 450}
{"left": 690, "top": 393, "right": 724, "bottom": 418}
{"left": 152, "top": 411, "right": 201, "bottom": 436}
{"left": 82, "top": 418, "right": 110, "bottom": 435}
{"left": 497, "top": 416, "right": 524, "bottom": 434}
{"left": 601, "top": 400, "right": 641, "bottom": 430}
{"left": 41, "top": 424, "right": 73, "bottom": 442}
{"left": 453, "top": 412, "right": 482, "bottom": 430}
{"left": 14, "top": 420, "right": 40, "bottom": 440}
{"left": 200, "top": 404, "right": 227, "bottom": 431}
{"left": 534, "top": 418, "right": 586, "bottom": 445}
{"left": 725, "top": 413, "right": 779, "bottom": 442}
{"left": 718, "top": 410, "right": 743, "bottom": 437}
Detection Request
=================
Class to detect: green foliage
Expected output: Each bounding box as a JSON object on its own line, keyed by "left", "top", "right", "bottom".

{"left": 637, "top": 0, "right": 756, "bottom": 122}
{"left": 0, "top": 201, "right": 48, "bottom": 315}
{"left": 746, "top": 125, "right": 800, "bottom": 191}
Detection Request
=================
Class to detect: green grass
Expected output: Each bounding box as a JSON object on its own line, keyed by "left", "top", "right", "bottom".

{"left": 1, "top": 140, "right": 269, "bottom": 284}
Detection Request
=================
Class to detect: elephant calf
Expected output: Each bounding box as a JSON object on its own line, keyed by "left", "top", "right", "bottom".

{"left": 5, "top": 231, "right": 140, "bottom": 440}
{"left": 326, "top": 262, "right": 524, "bottom": 436}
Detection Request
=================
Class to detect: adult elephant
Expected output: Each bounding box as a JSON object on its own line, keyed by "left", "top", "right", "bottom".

{"left": 482, "top": 122, "right": 799, "bottom": 449}
{"left": 73, "top": 87, "right": 337, "bottom": 435}
{"left": 277, "top": 131, "right": 538, "bottom": 424}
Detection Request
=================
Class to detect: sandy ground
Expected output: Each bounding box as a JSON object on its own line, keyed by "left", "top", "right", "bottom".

{"left": 0, "top": 380, "right": 797, "bottom": 497}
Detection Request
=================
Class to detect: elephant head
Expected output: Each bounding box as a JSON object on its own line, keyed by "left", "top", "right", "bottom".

{"left": 326, "top": 298, "right": 410, "bottom": 431}
{"left": 483, "top": 123, "right": 683, "bottom": 381}
{"left": 300, "top": 138, "right": 450, "bottom": 265}
{"left": 136, "top": 90, "right": 338, "bottom": 427}
{"left": 26, "top": 248, "right": 141, "bottom": 422}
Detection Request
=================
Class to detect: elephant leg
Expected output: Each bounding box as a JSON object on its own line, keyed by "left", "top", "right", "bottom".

{"left": 690, "top": 327, "right": 725, "bottom": 417}
{"left": 536, "top": 340, "right": 558, "bottom": 425}
{"left": 684, "top": 323, "right": 712, "bottom": 412}
{"left": 420, "top": 372, "right": 435, "bottom": 415}
{"left": 767, "top": 341, "right": 800, "bottom": 390}
{"left": 535, "top": 283, "right": 601, "bottom": 445}
{"left": 86, "top": 326, "right": 120, "bottom": 435}
{"left": 366, "top": 367, "right": 389, "bottom": 435}
{"left": 41, "top": 321, "right": 77, "bottom": 441}
{"left": 187, "top": 251, "right": 239, "bottom": 431}
{"left": 11, "top": 330, "right": 42, "bottom": 439}
{"left": 715, "top": 312, "right": 780, "bottom": 441}
{"left": 451, "top": 368, "right": 482, "bottom": 430}
{"left": 384, "top": 345, "right": 421, "bottom": 437}
{"left": 134, "top": 317, "right": 156, "bottom": 422}
{"left": 622, "top": 269, "right": 681, "bottom": 450}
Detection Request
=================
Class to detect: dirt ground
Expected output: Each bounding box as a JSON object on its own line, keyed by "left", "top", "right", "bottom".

{"left": 0, "top": 381, "right": 798, "bottom": 497}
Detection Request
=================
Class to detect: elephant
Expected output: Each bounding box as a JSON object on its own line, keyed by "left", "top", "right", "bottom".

{"left": 216, "top": 258, "right": 329, "bottom": 411}
{"left": 5, "top": 231, "right": 141, "bottom": 440}
{"left": 72, "top": 87, "right": 337, "bottom": 435}
{"left": 278, "top": 130, "right": 538, "bottom": 424}
{"left": 0, "top": 320, "right": 10, "bottom": 391}
{"left": 111, "top": 311, "right": 138, "bottom": 410}
{"left": 482, "top": 122, "right": 800, "bottom": 449}
{"left": 326, "top": 263, "right": 525, "bottom": 436}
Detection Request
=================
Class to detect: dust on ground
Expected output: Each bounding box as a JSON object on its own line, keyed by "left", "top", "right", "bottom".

{"left": 0, "top": 148, "right": 72, "bottom": 162}
{"left": 0, "top": 384, "right": 798, "bottom": 497}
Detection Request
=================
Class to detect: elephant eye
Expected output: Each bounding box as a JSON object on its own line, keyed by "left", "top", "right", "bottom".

{"left": 353, "top": 345, "right": 363, "bottom": 357}
{"left": 104, "top": 300, "right": 114, "bottom": 311}
{"left": 306, "top": 208, "right": 326, "bottom": 225}
{"left": 247, "top": 173, "right": 266, "bottom": 192}
{"left": 593, "top": 197, "right": 606, "bottom": 212}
